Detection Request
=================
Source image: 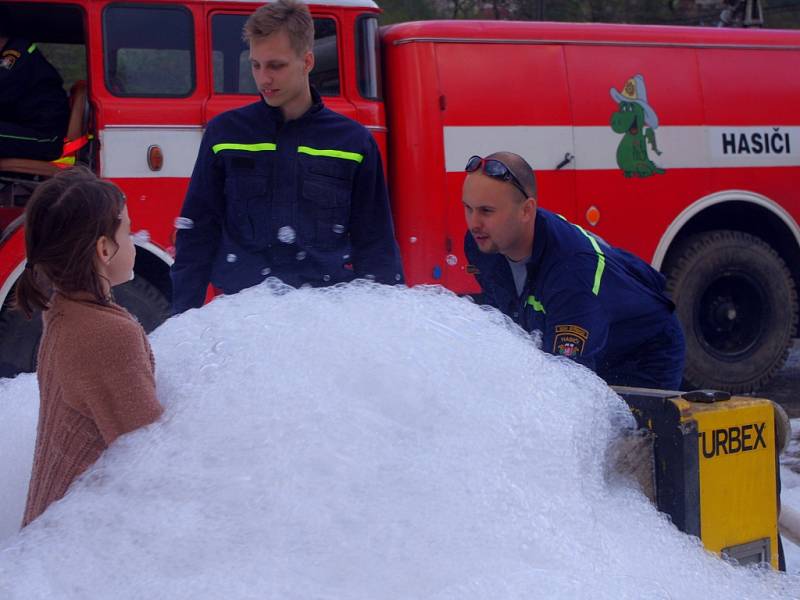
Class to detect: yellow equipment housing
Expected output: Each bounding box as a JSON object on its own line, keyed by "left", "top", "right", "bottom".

{"left": 616, "top": 387, "right": 780, "bottom": 569}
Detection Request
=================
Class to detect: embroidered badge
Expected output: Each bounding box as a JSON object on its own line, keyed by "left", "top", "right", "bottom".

{"left": 553, "top": 324, "right": 589, "bottom": 357}
{"left": 0, "top": 49, "right": 20, "bottom": 70}
{"left": 466, "top": 264, "right": 480, "bottom": 275}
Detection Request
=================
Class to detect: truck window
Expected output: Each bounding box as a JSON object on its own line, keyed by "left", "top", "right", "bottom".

{"left": 356, "top": 15, "right": 381, "bottom": 100}
{"left": 211, "top": 14, "right": 340, "bottom": 96}
{"left": 37, "top": 44, "right": 87, "bottom": 92}
{"left": 1, "top": 1, "right": 86, "bottom": 91}
{"left": 103, "top": 4, "right": 195, "bottom": 97}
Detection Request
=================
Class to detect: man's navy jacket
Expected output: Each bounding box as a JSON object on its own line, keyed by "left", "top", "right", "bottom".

{"left": 465, "top": 208, "right": 680, "bottom": 375}
{"left": 171, "top": 89, "right": 403, "bottom": 313}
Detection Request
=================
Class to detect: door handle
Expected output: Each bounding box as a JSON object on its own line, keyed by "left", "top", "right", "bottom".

{"left": 555, "top": 153, "right": 574, "bottom": 170}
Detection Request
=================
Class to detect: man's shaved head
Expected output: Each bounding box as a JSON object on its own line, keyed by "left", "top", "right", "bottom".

{"left": 462, "top": 150, "right": 538, "bottom": 261}
{"left": 485, "top": 151, "right": 537, "bottom": 201}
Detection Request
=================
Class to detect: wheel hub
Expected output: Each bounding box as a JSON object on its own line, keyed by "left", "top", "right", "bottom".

{"left": 697, "top": 271, "right": 765, "bottom": 360}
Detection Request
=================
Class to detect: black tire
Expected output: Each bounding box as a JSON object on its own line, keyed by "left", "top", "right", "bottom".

{"left": 0, "top": 275, "right": 170, "bottom": 379}
{"left": 112, "top": 275, "right": 171, "bottom": 334}
{"left": 665, "top": 230, "right": 799, "bottom": 393}
{"left": 0, "top": 306, "right": 41, "bottom": 377}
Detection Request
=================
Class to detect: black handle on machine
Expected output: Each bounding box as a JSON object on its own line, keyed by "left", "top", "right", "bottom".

{"left": 681, "top": 389, "right": 732, "bottom": 403}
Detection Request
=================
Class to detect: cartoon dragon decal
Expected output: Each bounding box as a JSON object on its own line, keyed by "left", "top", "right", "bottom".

{"left": 610, "top": 74, "right": 665, "bottom": 177}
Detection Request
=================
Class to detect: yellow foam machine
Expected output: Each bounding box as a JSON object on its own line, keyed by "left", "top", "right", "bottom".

{"left": 615, "top": 387, "right": 781, "bottom": 569}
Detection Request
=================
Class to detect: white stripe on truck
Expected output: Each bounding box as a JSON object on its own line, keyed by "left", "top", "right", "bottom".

{"left": 99, "top": 123, "right": 800, "bottom": 179}
{"left": 100, "top": 126, "right": 204, "bottom": 179}
{"left": 444, "top": 125, "right": 800, "bottom": 172}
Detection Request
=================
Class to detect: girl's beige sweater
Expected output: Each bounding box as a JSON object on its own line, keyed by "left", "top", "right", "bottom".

{"left": 23, "top": 292, "right": 163, "bottom": 526}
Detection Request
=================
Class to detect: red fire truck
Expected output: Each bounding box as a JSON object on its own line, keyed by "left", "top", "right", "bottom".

{"left": 1, "top": 0, "right": 799, "bottom": 393}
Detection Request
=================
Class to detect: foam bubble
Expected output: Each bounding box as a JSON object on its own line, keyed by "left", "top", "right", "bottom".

{"left": 277, "top": 226, "right": 296, "bottom": 244}
{"left": 174, "top": 217, "right": 194, "bottom": 230}
{"left": 131, "top": 230, "right": 151, "bottom": 244}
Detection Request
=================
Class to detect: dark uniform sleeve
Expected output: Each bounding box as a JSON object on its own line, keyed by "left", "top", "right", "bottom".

{"left": 170, "top": 128, "right": 225, "bottom": 313}
{"left": 540, "top": 259, "right": 610, "bottom": 372}
{"left": 348, "top": 135, "right": 404, "bottom": 284}
{"left": 0, "top": 40, "right": 29, "bottom": 105}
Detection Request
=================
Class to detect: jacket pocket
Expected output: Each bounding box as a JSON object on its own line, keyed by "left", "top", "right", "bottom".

{"left": 224, "top": 173, "right": 270, "bottom": 248}
{"left": 301, "top": 159, "right": 353, "bottom": 249}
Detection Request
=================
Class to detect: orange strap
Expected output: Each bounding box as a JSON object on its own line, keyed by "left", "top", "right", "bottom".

{"left": 51, "top": 134, "right": 92, "bottom": 169}
{"left": 61, "top": 134, "right": 91, "bottom": 156}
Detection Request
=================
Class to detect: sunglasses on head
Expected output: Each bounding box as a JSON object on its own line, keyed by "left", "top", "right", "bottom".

{"left": 465, "top": 155, "right": 528, "bottom": 199}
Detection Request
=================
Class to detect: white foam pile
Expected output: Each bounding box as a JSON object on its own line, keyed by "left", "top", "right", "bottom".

{"left": 780, "top": 422, "right": 800, "bottom": 574}
{"left": 0, "top": 281, "right": 798, "bottom": 598}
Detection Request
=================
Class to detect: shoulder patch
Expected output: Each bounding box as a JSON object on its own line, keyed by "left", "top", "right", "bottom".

{"left": 553, "top": 324, "right": 589, "bottom": 358}
{"left": 0, "top": 49, "right": 21, "bottom": 70}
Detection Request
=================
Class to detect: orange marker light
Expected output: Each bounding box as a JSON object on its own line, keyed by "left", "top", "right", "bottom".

{"left": 147, "top": 145, "right": 164, "bottom": 172}
{"left": 586, "top": 205, "right": 601, "bottom": 226}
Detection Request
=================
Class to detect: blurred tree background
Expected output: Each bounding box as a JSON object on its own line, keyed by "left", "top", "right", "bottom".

{"left": 379, "top": 0, "right": 800, "bottom": 27}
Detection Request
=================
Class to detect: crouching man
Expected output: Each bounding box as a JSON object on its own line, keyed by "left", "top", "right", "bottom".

{"left": 462, "top": 151, "right": 685, "bottom": 389}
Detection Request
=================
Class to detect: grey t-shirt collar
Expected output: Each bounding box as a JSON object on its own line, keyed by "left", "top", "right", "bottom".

{"left": 506, "top": 255, "right": 531, "bottom": 297}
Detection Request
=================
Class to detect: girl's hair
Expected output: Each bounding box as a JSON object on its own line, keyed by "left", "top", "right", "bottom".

{"left": 14, "top": 166, "right": 126, "bottom": 318}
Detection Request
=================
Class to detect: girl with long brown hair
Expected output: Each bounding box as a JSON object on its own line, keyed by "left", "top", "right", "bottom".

{"left": 15, "top": 166, "right": 163, "bottom": 526}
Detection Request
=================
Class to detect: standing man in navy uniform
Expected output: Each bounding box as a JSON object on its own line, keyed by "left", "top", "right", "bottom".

{"left": 171, "top": 0, "right": 403, "bottom": 313}
{"left": 463, "top": 151, "right": 685, "bottom": 389}
{"left": 0, "top": 12, "right": 69, "bottom": 161}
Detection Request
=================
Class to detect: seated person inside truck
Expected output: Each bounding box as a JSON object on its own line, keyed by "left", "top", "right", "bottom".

{"left": 462, "top": 151, "right": 686, "bottom": 390}
{"left": 0, "top": 10, "right": 70, "bottom": 162}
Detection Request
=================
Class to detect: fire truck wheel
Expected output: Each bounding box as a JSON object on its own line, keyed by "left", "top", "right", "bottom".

{"left": 112, "top": 275, "right": 171, "bottom": 334}
{"left": 0, "top": 307, "right": 42, "bottom": 377}
{"left": 665, "top": 230, "right": 799, "bottom": 393}
{"left": 0, "top": 276, "right": 169, "bottom": 380}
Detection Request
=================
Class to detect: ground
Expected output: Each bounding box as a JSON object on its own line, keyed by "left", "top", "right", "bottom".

{"left": 756, "top": 339, "right": 800, "bottom": 419}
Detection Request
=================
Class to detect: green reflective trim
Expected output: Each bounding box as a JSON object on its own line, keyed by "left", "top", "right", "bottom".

{"left": 526, "top": 295, "right": 546, "bottom": 313}
{"left": 297, "top": 145, "right": 364, "bottom": 163}
{"left": 0, "top": 132, "right": 58, "bottom": 143}
{"left": 212, "top": 142, "right": 276, "bottom": 154}
{"left": 576, "top": 224, "right": 606, "bottom": 296}
{"left": 27, "top": 43, "right": 37, "bottom": 54}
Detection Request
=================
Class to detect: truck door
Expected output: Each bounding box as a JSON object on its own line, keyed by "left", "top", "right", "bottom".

{"left": 96, "top": 1, "right": 206, "bottom": 245}
{"left": 434, "top": 41, "right": 575, "bottom": 293}
{"left": 204, "top": 10, "right": 356, "bottom": 123}
{"left": 564, "top": 44, "right": 707, "bottom": 260}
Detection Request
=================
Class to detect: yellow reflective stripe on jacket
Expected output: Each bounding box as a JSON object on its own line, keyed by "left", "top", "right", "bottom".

{"left": 27, "top": 43, "right": 37, "bottom": 54}
{"left": 297, "top": 145, "right": 364, "bottom": 163}
{"left": 526, "top": 295, "right": 546, "bottom": 313}
{"left": 212, "top": 142, "right": 277, "bottom": 154}
{"left": 52, "top": 156, "right": 76, "bottom": 166}
{"left": 575, "top": 224, "right": 606, "bottom": 296}
{"left": 555, "top": 213, "right": 606, "bottom": 296}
